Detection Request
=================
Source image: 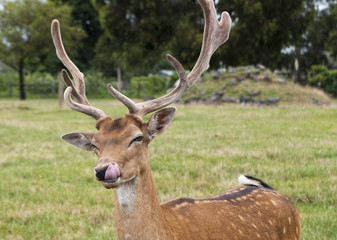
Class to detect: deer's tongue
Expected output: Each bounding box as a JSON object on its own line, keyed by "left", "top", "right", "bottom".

{"left": 104, "top": 164, "right": 120, "bottom": 181}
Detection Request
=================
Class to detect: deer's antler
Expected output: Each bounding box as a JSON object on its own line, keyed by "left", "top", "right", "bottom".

{"left": 52, "top": 0, "right": 231, "bottom": 119}
{"left": 107, "top": 0, "right": 232, "bottom": 117}
{"left": 51, "top": 19, "right": 106, "bottom": 120}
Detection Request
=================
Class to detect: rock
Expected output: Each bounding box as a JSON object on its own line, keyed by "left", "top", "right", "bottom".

{"left": 213, "top": 72, "right": 220, "bottom": 79}
{"left": 184, "top": 96, "right": 201, "bottom": 104}
{"left": 240, "top": 95, "right": 254, "bottom": 103}
{"left": 246, "top": 71, "right": 252, "bottom": 78}
{"left": 257, "top": 64, "right": 266, "bottom": 70}
{"left": 222, "top": 96, "right": 239, "bottom": 103}
{"left": 256, "top": 99, "right": 266, "bottom": 104}
{"left": 204, "top": 92, "right": 223, "bottom": 104}
{"left": 249, "top": 90, "right": 261, "bottom": 97}
{"left": 267, "top": 97, "right": 280, "bottom": 104}
{"left": 229, "top": 79, "right": 237, "bottom": 86}
{"left": 251, "top": 75, "right": 259, "bottom": 82}
{"left": 237, "top": 76, "right": 245, "bottom": 82}
{"left": 246, "top": 71, "right": 259, "bottom": 82}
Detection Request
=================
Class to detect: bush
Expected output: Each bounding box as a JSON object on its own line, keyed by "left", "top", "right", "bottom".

{"left": 125, "top": 74, "right": 176, "bottom": 99}
{"left": 309, "top": 65, "right": 337, "bottom": 97}
{"left": 83, "top": 71, "right": 117, "bottom": 97}
{"left": 20, "top": 71, "right": 116, "bottom": 98}
{"left": 0, "top": 72, "right": 17, "bottom": 92}
{"left": 25, "top": 72, "right": 57, "bottom": 95}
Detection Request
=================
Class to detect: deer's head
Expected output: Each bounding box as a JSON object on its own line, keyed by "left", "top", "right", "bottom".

{"left": 51, "top": 0, "right": 231, "bottom": 189}
{"left": 61, "top": 109, "right": 175, "bottom": 189}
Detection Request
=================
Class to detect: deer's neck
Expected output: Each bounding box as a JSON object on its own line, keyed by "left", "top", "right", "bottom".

{"left": 113, "top": 169, "right": 169, "bottom": 240}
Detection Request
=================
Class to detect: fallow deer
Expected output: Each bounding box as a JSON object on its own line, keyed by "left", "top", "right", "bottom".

{"left": 51, "top": 0, "right": 300, "bottom": 239}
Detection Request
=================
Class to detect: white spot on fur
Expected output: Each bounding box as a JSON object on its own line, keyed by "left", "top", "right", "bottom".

{"left": 238, "top": 215, "right": 245, "bottom": 222}
{"left": 125, "top": 233, "right": 132, "bottom": 239}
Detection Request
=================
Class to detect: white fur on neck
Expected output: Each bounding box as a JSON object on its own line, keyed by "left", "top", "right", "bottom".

{"left": 115, "top": 177, "right": 138, "bottom": 211}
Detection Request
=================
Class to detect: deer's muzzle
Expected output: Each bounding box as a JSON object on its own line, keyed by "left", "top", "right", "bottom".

{"left": 95, "top": 163, "right": 120, "bottom": 182}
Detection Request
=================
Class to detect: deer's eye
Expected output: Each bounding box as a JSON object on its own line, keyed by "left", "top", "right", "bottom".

{"left": 91, "top": 144, "right": 99, "bottom": 151}
{"left": 129, "top": 136, "right": 143, "bottom": 147}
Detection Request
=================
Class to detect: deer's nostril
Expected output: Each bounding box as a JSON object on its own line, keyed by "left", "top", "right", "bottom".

{"left": 95, "top": 165, "right": 110, "bottom": 181}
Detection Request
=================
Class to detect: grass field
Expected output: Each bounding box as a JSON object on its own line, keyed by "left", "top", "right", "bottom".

{"left": 0, "top": 99, "right": 336, "bottom": 239}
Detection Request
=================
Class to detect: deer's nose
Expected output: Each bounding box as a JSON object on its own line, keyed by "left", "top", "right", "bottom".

{"left": 95, "top": 165, "right": 110, "bottom": 181}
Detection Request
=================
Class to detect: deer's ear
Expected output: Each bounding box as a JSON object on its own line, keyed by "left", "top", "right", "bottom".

{"left": 61, "top": 132, "right": 95, "bottom": 151}
{"left": 146, "top": 107, "right": 176, "bottom": 140}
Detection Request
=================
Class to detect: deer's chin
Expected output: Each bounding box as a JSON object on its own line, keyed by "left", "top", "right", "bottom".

{"left": 101, "top": 175, "right": 137, "bottom": 189}
{"left": 101, "top": 177, "right": 121, "bottom": 189}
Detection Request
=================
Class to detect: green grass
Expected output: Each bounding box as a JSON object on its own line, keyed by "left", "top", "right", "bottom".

{"left": 0, "top": 99, "right": 336, "bottom": 239}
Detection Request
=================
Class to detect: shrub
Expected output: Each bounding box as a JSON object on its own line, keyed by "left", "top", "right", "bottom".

{"left": 126, "top": 75, "right": 176, "bottom": 99}
{"left": 24, "top": 71, "right": 116, "bottom": 98}
{"left": 309, "top": 65, "right": 337, "bottom": 97}
{"left": 84, "top": 71, "right": 117, "bottom": 97}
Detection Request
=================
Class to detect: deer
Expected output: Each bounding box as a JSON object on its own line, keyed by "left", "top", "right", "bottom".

{"left": 51, "top": 0, "right": 300, "bottom": 239}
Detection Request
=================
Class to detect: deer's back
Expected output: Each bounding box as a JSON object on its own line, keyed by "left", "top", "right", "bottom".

{"left": 161, "top": 186, "right": 300, "bottom": 240}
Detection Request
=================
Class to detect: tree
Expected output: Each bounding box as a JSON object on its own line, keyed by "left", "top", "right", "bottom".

{"left": 0, "top": 0, "right": 84, "bottom": 100}
{"left": 51, "top": 0, "right": 103, "bottom": 70}
{"left": 278, "top": 1, "right": 337, "bottom": 81}
{"left": 92, "top": 0, "right": 203, "bottom": 76}
{"left": 216, "top": 0, "right": 315, "bottom": 69}
{"left": 322, "top": 3, "right": 337, "bottom": 60}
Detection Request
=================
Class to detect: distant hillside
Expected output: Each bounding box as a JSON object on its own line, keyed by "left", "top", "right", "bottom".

{"left": 182, "top": 66, "right": 335, "bottom": 106}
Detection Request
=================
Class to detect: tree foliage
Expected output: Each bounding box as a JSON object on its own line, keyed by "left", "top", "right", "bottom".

{"left": 322, "top": 4, "right": 337, "bottom": 59}
{"left": 0, "top": 0, "right": 85, "bottom": 99}
{"left": 216, "top": 0, "right": 315, "bottom": 69}
{"left": 51, "top": 0, "right": 103, "bottom": 70}
{"left": 92, "top": 0, "right": 203, "bottom": 75}
{"left": 279, "top": 1, "right": 337, "bottom": 78}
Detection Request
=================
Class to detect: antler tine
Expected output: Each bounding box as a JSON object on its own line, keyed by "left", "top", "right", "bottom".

{"left": 105, "top": 54, "right": 189, "bottom": 117}
{"left": 107, "top": 0, "right": 231, "bottom": 118}
{"left": 188, "top": 0, "right": 232, "bottom": 81}
{"left": 51, "top": 19, "right": 106, "bottom": 120}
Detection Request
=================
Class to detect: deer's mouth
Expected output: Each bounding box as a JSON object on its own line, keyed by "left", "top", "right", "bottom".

{"left": 104, "top": 164, "right": 120, "bottom": 181}
{"left": 95, "top": 163, "right": 121, "bottom": 188}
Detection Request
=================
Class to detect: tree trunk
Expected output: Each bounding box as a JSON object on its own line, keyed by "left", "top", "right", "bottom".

{"left": 117, "top": 66, "right": 123, "bottom": 91}
{"left": 19, "top": 58, "right": 26, "bottom": 100}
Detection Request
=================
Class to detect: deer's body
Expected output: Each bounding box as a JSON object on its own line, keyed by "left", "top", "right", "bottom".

{"left": 97, "top": 116, "right": 300, "bottom": 240}
{"left": 50, "top": 1, "right": 301, "bottom": 239}
{"left": 114, "top": 173, "right": 300, "bottom": 240}
{"left": 117, "top": 185, "right": 299, "bottom": 240}
{"left": 82, "top": 116, "right": 300, "bottom": 240}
